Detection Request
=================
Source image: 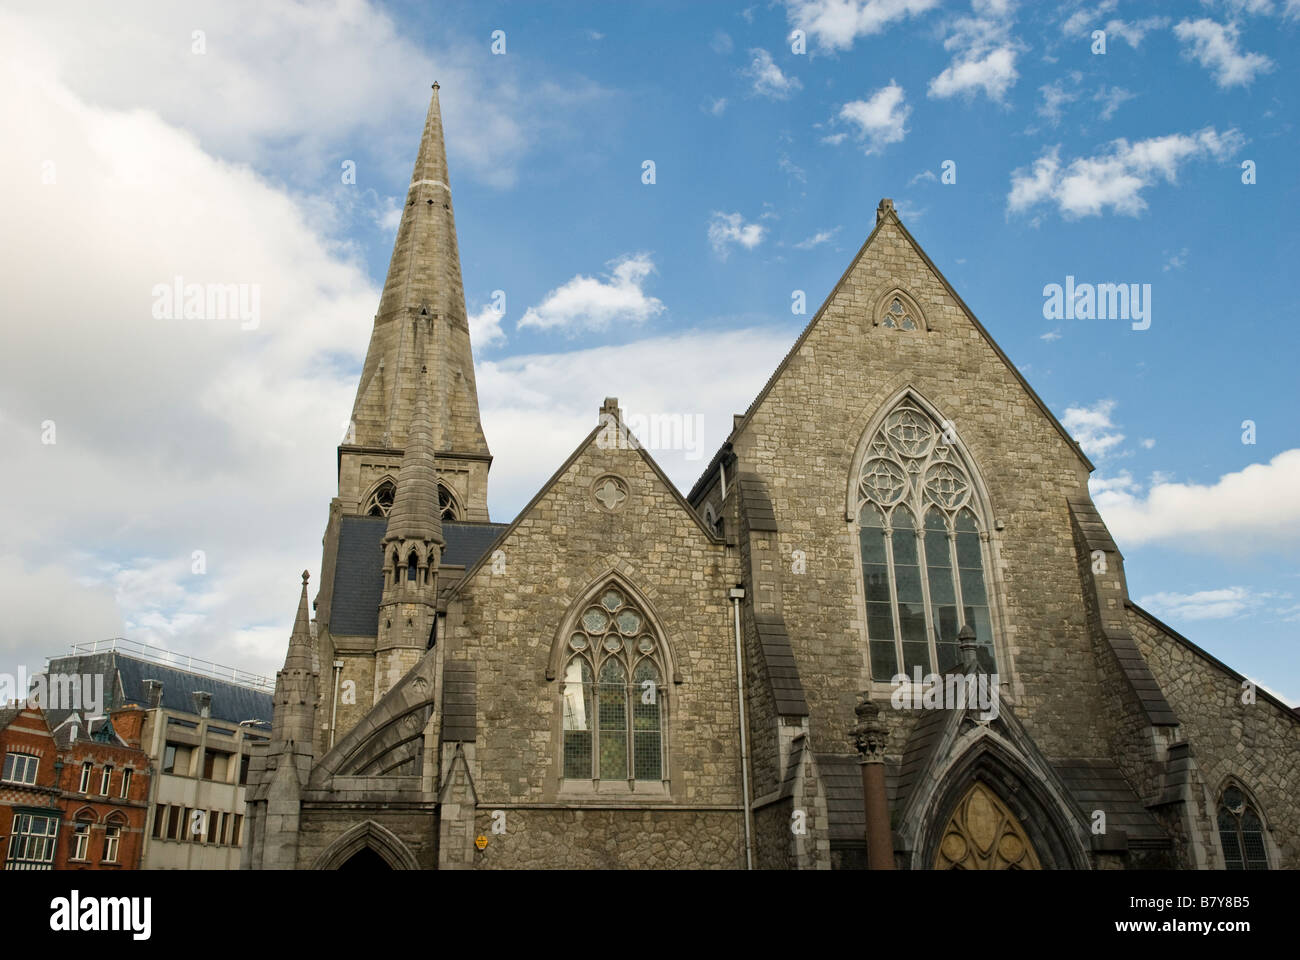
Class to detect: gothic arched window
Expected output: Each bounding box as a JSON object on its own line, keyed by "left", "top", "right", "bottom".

{"left": 438, "top": 483, "right": 460, "bottom": 521}
{"left": 561, "top": 585, "right": 664, "bottom": 783}
{"left": 1218, "top": 784, "right": 1269, "bottom": 870}
{"left": 857, "top": 399, "right": 996, "bottom": 679}
{"left": 406, "top": 551, "right": 419, "bottom": 582}
{"left": 876, "top": 289, "right": 925, "bottom": 332}
{"left": 365, "top": 480, "right": 396, "bottom": 517}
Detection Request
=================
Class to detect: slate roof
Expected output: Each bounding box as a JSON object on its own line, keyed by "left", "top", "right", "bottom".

{"left": 330, "top": 515, "right": 509, "bottom": 637}
{"left": 1053, "top": 758, "right": 1170, "bottom": 846}
{"left": 753, "top": 615, "right": 809, "bottom": 717}
{"left": 44, "top": 652, "right": 273, "bottom": 728}
{"left": 0, "top": 706, "right": 20, "bottom": 731}
{"left": 816, "top": 753, "right": 867, "bottom": 845}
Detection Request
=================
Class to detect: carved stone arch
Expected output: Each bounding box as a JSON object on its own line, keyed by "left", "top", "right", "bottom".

{"left": 545, "top": 567, "right": 681, "bottom": 685}
{"left": 436, "top": 479, "right": 463, "bottom": 520}
{"left": 911, "top": 733, "right": 1091, "bottom": 870}
{"left": 843, "top": 385, "right": 995, "bottom": 525}
{"left": 104, "top": 810, "right": 127, "bottom": 826}
{"left": 872, "top": 286, "right": 929, "bottom": 332}
{"left": 363, "top": 476, "right": 398, "bottom": 517}
{"left": 311, "top": 819, "right": 420, "bottom": 870}
{"left": 71, "top": 805, "right": 98, "bottom": 823}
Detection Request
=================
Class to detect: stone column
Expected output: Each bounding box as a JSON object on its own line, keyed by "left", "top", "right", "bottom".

{"left": 850, "top": 694, "right": 893, "bottom": 870}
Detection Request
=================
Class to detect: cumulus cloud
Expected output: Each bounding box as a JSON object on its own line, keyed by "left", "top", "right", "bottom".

{"left": 1094, "top": 449, "right": 1300, "bottom": 552}
{"left": 707, "top": 212, "right": 767, "bottom": 259}
{"left": 8, "top": 0, "right": 606, "bottom": 190}
{"left": 1104, "top": 16, "right": 1170, "bottom": 47}
{"left": 836, "top": 81, "right": 911, "bottom": 154}
{"left": 1007, "top": 127, "right": 1245, "bottom": 218}
{"left": 781, "top": 0, "right": 939, "bottom": 51}
{"left": 0, "top": 11, "right": 383, "bottom": 679}
{"left": 517, "top": 255, "right": 665, "bottom": 333}
{"left": 1094, "top": 84, "right": 1135, "bottom": 121}
{"left": 468, "top": 303, "right": 507, "bottom": 350}
{"left": 928, "top": 1, "right": 1023, "bottom": 102}
{"left": 1174, "top": 18, "right": 1274, "bottom": 87}
{"left": 1062, "top": 399, "right": 1125, "bottom": 459}
{"left": 744, "top": 48, "right": 802, "bottom": 100}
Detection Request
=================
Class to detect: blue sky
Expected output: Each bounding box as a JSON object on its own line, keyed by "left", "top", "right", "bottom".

{"left": 0, "top": 0, "right": 1296, "bottom": 703}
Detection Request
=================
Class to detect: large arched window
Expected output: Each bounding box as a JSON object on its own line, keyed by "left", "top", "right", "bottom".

{"left": 561, "top": 585, "right": 664, "bottom": 783}
{"left": 856, "top": 399, "right": 996, "bottom": 679}
{"left": 1218, "top": 783, "right": 1269, "bottom": 870}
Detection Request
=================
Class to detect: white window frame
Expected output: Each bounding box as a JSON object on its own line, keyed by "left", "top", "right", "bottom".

{"left": 99, "top": 765, "right": 113, "bottom": 796}
{"left": 2, "top": 752, "right": 39, "bottom": 786}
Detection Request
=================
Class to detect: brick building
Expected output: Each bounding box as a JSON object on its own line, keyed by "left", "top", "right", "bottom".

{"left": 0, "top": 703, "right": 151, "bottom": 869}
{"left": 243, "top": 84, "right": 1298, "bottom": 870}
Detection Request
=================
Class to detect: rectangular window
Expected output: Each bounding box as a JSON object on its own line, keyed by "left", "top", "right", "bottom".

{"left": 231, "top": 814, "right": 243, "bottom": 847}
{"left": 206, "top": 810, "right": 221, "bottom": 844}
{"left": 79, "top": 761, "right": 92, "bottom": 793}
{"left": 181, "top": 807, "right": 195, "bottom": 841}
{"left": 219, "top": 812, "right": 230, "bottom": 845}
{"left": 153, "top": 804, "right": 167, "bottom": 839}
{"left": 6, "top": 813, "right": 59, "bottom": 869}
{"left": 71, "top": 823, "right": 91, "bottom": 861}
{"left": 203, "top": 750, "right": 231, "bottom": 782}
{"left": 166, "top": 805, "right": 181, "bottom": 840}
{"left": 100, "top": 765, "right": 113, "bottom": 796}
{"left": 239, "top": 754, "right": 250, "bottom": 786}
{"left": 162, "top": 744, "right": 177, "bottom": 774}
{"left": 102, "top": 826, "right": 121, "bottom": 863}
{"left": 2, "top": 753, "right": 39, "bottom": 786}
{"left": 120, "top": 768, "right": 132, "bottom": 799}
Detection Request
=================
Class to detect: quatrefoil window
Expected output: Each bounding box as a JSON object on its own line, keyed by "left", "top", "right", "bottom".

{"left": 877, "top": 291, "right": 925, "bottom": 332}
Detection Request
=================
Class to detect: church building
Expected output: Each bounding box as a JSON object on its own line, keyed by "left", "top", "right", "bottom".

{"left": 242, "top": 84, "right": 1298, "bottom": 870}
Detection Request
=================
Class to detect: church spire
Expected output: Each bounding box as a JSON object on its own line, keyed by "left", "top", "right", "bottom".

{"left": 384, "top": 362, "right": 444, "bottom": 547}
{"left": 346, "top": 82, "right": 491, "bottom": 469}
{"left": 283, "top": 570, "right": 315, "bottom": 673}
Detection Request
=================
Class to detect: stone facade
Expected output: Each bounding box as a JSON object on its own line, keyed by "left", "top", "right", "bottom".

{"left": 241, "top": 88, "right": 1298, "bottom": 871}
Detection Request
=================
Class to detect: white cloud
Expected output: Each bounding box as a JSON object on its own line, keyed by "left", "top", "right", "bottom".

{"left": 1094, "top": 84, "right": 1135, "bottom": 121}
{"left": 468, "top": 304, "right": 506, "bottom": 350}
{"left": 1007, "top": 127, "right": 1245, "bottom": 218}
{"left": 7, "top": 0, "right": 605, "bottom": 190}
{"left": 1139, "top": 587, "right": 1269, "bottom": 621}
{"left": 517, "top": 255, "right": 665, "bottom": 333}
{"left": 836, "top": 81, "right": 910, "bottom": 154}
{"left": 1062, "top": 1, "right": 1117, "bottom": 36}
{"left": 929, "top": 2, "right": 1022, "bottom": 102}
{"left": 1104, "top": 16, "right": 1170, "bottom": 47}
{"left": 1141, "top": 437, "right": 1157, "bottom": 449}
{"left": 910, "top": 169, "right": 939, "bottom": 185}
{"left": 1062, "top": 399, "right": 1125, "bottom": 459}
{"left": 1094, "top": 449, "right": 1300, "bottom": 552}
{"left": 1038, "top": 75, "right": 1080, "bottom": 123}
{"left": 1163, "top": 247, "right": 1190, "bottom": 271}
{"left": 744, "top": 48, "right": 802, "bottom": 99}
{"left": 779, "top": 154, "right": 808, "bottom": 182}
{"left": 708, "top": 212, "right": 767, "bottom": 259}
{"left": 476, "top": 328, "right": 799, "bottom": 512}
{"left": 1040, "top": 329, "right": 1062, "bottom": 341}
{"left": 1174, "top": 18, "right": 1274, "bottom": 87}
{"left": 0, "top": 12, "right": 386, "bottom": 680}
{"left": 707, "top": 97, "right": 729, "bottom": 116}
{"left": 782, "top": 0, "right": 939, "bottom": 52}
{"left": 795, "top": 227, "right": 841, "bottom": 249}
{"left": 930, "top": 45, "right": 1019, "bottom": 101}
{"left": 711, "top": 31, "right": 734, "bottom": 54}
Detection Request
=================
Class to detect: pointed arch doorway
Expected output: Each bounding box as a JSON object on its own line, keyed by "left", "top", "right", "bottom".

{"left": 933, "top": 781, "right": 1042, "bottom": 870}
{"left": 337, "top": 846, "right": 393, "bottom": 871}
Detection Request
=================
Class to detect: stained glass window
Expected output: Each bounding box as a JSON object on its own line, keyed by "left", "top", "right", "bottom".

{"left": 856, "top": 401, "right": 997, "bottom": 679}
{"left": 561, "top": 585, "right": 665, "bottom": 783}
{"left": 1218, "top": 785, "right": 1269, "bottom": 870}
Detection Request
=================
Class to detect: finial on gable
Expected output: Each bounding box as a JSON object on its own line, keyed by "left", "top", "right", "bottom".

{"left": 877, "top": 198, "right": 895, "bottom": 224}
{"left": 601, "top": 397, "right": 621, "bottom": 423}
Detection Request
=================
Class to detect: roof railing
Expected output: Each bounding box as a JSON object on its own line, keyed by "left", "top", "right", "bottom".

{"left": 65, "top": 638, "right": 275, "bottom": 693}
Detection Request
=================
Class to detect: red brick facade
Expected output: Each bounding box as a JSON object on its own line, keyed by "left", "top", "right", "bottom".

{"left": 0, "top": 705, "right": 151, "bottom": 870}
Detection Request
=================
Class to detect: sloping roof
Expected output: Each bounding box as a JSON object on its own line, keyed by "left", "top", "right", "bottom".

{"left": 0, "top": 705, "right": 20, "bottom": 731}
{"left": 816, "top": 753, "right": 866, "bottom": 845}
{"left": 440, "top": 661, "right": 476, "bottom": 743}
{"left": 753, "top": 615, "right": 809, "bottom": 717}
{"left": 44, "top": 652, "right": 273, "bottom": 727}
{"left": 330, "top": 516, "right": 508, "bottom": 636}
{"left": 1053, "top": 758, "right": 1170, "bottom": 846}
